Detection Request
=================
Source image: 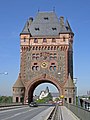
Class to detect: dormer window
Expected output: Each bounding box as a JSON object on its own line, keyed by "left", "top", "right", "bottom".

{"left": 52, "top": 28, "right": 57, "bottom": 30}
{"left": 35, "top": 28, "right": 39, "bottom": 31}
{"left": 44, "top": 17, "right": 49, "bottom": 20}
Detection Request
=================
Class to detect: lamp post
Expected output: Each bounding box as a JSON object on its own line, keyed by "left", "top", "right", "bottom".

{"left": 0, "top": 72, "right": 8, "bottom": 104}
{"left": 60, "top": 95, "right": 64, "bottom": 105}
{"left": 0, "top": 72, "right": 8, "bottom": 75}
{"left": 73, "top": 77, "right": 77, "bottom": 105}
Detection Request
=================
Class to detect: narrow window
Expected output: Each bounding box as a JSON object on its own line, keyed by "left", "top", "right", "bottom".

{"left": 69, "top": 98, "right": 72, "bottom": 103}
{"left": 36, "top": 66, "right": 39, "bottom": 71}
{"left": 50, "top": 66, "right": 52, "bottom": 71}
{"left": 63, "top": 36, "right": 65, "bottom": 41}
{"left": 34, "top": 38, "right": 38, "bottom": 43}
{"left": 54, "top": 53, "right": 57, "bottom": 59}
{"left": 43, "top": 38, "right": 47, "bottom": 43}
{"left": 32, "top": 66, "right": 35, "bottom": 71}
{"left": 53, "top": 66, "right": 56, "bottom": 71}
{"left": 24, "top": 37, "right": 26, "bottom": 42}
{"left": 52, "top": 38, "right": 56, "bottom": 43}
{"left": 36, "top": 53, "right": 39, "bottom": 59}
{"left": 32, "top": 54, "right": 36, "bottom": 59}
{"left": 50, "top": 63, "right": 56, "bottom": 71}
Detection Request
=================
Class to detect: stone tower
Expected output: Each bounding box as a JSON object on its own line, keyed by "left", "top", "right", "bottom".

{"left": 13, "top": 11, "right": 76, "bottom": 104}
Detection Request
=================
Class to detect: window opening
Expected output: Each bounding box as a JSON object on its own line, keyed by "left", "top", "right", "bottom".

{"left": 52, "top": 38, "right": 56, "bottom": 43}
{"left": 35, "top": 28, "right": 39, "bottom": 31}
{"left": 43, "top": 38, "right": 47, "bottom": 43}
{"left": 52, "top": 28, "right": 57, "bottom": 30}
{"left": 34, "top": 38, "right": 38, "bottom": 43}
{"left": 24, "top": 37, "right": 26, "bottom": 42}
{"left": 44, "top": 17, "right": 49, "bottom": 20}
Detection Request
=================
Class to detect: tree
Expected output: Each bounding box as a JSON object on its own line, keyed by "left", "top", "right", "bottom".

{"left": 0, "top": 96, "right": 12, "bottom": 103}
{"left": 36, "top": 93, "right": 53, "bottom": 103}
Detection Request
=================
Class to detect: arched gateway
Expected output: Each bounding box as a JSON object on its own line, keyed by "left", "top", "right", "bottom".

{"left": 13, "top": 11, "right": 76, "bottom": 104}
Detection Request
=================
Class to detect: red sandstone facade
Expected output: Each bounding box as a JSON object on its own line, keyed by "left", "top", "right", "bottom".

{"left": 13, "top": 12, "right": 76, "bottom": 104}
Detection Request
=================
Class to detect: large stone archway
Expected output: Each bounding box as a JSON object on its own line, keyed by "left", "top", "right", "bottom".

{"left": 24, "top": 74, "right": 63, "bottom": 103}
{"left": 13, "top": 11, "right": 76, "bottom": 104}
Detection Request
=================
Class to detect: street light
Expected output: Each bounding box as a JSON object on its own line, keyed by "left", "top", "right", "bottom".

{"left": 0, "top": 72, "right": 8, "bottom": 75}
{"left": 73, "top": 78, "right": 78, "bottom": 105}
{"left": 73, "top": 78, "right": 77, "bottom": 85}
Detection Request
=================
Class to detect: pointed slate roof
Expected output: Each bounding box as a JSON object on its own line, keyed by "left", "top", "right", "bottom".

{"left": 21, "top": 11, "right": 73, "bottom": 36}
{"left": 13, "top": 74, "right": 24, "bottom": 88}
{"left": 65, "top": 73, "right": 75, "bottom": 88}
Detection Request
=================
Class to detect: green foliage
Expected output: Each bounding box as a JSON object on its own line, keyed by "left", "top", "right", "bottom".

{"left": 36, "top": 93, "right": 53, "bottom": 103}
{"left": 0, "top": 96, "right": 12, "bottom": 103}
{"left": 76, "top": 96, "right": 78, "bottom": 105}
{"left": 89, "top": 96, "right": 90, "bottom": 100}
{"left": 55, "top": 97, "right": 60, "bottom": 101}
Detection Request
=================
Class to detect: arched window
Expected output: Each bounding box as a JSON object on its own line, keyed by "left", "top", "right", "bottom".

{"left": 49, "top": 63, "right": 57, "bottom": 71}
{"left": 32, "top": 63, "right": 39, "bottom": 71}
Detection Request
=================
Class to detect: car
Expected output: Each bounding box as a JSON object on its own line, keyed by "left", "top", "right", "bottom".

{"left": 29, "top": 102, "right": 38, "bottom": 107}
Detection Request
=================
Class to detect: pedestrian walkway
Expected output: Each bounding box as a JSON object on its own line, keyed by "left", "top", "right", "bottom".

{"left": 60, "top": 106, "right": 80, "bottom": 120}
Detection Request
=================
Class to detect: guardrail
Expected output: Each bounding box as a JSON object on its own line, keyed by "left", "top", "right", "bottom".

{"left": 0, "top": 103, "right": 23, "bottom": 107}
{"left": 46, "top": 105, "right": 62, "bottom": 120}
{"left": 0, "top": 103, "right": 27, "bottom": 111}
{"left": 64, "top": 102, "right": 90, "bottom": 120}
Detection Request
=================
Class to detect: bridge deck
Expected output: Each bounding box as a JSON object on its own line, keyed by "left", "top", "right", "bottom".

{"left": 60, "top": 106, "right": 80, "bottom": 120}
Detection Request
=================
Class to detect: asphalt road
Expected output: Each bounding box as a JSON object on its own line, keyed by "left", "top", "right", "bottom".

{"left": 0, "top": 106, "right": 51, "bottom": 120}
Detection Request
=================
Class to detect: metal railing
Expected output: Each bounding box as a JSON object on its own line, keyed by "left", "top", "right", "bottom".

{"left": 46, "top": 105, "right": 62, "bottom": 120}
{"left": 64, "top": 102, "right": 90, "bottom": 120}
{"left": 0, "top": 103, "right": 23, "bottom": 107}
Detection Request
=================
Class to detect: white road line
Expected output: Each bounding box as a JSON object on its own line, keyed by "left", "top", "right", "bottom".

{"left": 1, "top": 107, "right": 42, "bottom": 120}
{"left": 1, "top": 107, "right": 39, "bottom": 120}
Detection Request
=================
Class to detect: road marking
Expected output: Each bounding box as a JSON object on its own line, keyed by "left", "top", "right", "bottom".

{"left": 0, "top": 107, "right": 40, "bottom": 120}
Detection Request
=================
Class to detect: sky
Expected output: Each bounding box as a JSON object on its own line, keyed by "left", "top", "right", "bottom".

{"left": 0, "top": 0, "right": 90, "bottom": 96}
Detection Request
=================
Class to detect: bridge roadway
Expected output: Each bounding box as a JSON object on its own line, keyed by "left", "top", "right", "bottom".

{"left": 0, "top": 105, "right": 80, "bottom": 120}
{"left": 0, "top": 106, "right": 53, "bottom": 120}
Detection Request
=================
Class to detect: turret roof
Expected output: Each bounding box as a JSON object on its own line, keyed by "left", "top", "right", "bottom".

{"left": 13, "top": 74, "right": 24, "bottom": 88}
{"left": 65, "top": 73, "right": 75, "bottom": 88}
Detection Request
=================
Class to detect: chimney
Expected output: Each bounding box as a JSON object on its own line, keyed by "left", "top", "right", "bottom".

{"left": 28, "top": 17, "right": 33, "bottom": 27}
{"left": 60, "top": 16, "right": 64, "bottom": 26}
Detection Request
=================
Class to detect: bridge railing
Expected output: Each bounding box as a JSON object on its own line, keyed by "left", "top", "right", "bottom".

{"left": 0, "top": 102, "right": 24, "bottom": 107}
{"left": 64, "top": 102, "right": 90, "bottom": 120}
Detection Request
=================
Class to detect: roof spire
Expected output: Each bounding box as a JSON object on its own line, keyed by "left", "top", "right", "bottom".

{"left": 38, "top": 8, "right": 40, "bottom": 12}
{"left": 53, "top": 6, "right": 55, "bottom": 12}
